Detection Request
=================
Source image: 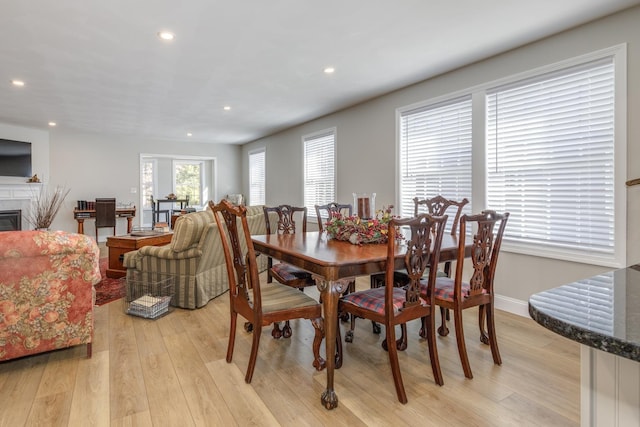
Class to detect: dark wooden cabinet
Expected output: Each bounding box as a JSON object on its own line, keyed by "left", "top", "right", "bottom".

{"left": 106, "top": 232, "right": 173, "bottom": 278}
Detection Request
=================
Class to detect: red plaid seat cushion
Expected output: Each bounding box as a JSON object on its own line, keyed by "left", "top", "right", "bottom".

{"left": 271, "top": 262, "right": 312, "bottom": 282}
{"left": 427, "top": 277, "right": 486, "bottom": 302}
{"left": 340, "top": 286, "right": 426, "bottom": 315}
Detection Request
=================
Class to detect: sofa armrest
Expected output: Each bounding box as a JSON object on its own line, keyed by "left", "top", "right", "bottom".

{"left": 135, "top": 245, "right": 202, "bottom": 260}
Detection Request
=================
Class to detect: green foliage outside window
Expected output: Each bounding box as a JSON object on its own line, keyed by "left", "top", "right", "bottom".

{"left": 175, "top": 162, "right": 201, "bottom": 206}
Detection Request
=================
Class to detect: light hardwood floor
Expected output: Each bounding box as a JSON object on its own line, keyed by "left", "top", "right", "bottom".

{"left": 0, "top": 275, "right": 579, "bottom": 426}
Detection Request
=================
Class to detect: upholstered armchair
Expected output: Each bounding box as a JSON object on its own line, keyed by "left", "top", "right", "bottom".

{"left": 0, "top": 230, "right": 100, "bottom": 362}
{"left": 123, "top": 205, "right": 274, "bottom": 309}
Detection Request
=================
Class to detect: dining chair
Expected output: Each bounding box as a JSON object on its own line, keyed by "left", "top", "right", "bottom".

{"left": 210, "top": 199, "right": 325, "bottom": 383}
{"left": 336, "top": 213, "right": 448, "bottom": 403}
{"left": 95, "top": 198, "right": 116, "bottom": 241}
{"left": 370, "top": 196, "right": 469, "bottom": 287}
{"left": 421, "top": 210, "right": 509, "bottom": 379}
{"left": 414, "top": 195, "right": 469, "bottom": 276}
{"left": 150, "top": 195, "right": 170, "bottom": 228}
{"left": 368, "top": 195, "right": 470, "bottom": 335}
{"left": 314, "top": 202, "right": 357, "bottom": 332}
{"left": 314, "top": 202, "right": 352, "bottom": 232}
{"left": 263, "top": 205, "right": 316, "bottom": 338}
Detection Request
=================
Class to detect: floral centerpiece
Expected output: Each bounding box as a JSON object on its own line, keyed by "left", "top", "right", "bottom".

{"left": 324, "top": 205, "right": 397, "bottom": 245}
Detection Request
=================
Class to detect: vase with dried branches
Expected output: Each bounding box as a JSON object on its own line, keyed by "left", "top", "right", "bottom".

{"left": 26, "top": 185, "right": 71, "bottom": 230}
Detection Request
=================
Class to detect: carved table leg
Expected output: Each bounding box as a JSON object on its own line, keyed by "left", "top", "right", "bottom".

{"left": 315, "top": 276, "right": 349, "bottom": 410}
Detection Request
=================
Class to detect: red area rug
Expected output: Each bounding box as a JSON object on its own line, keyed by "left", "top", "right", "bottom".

{"left": 95, "top": 258, "right": 126, "bottom": 306}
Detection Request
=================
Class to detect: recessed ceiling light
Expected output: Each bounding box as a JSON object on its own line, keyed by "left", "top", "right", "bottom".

{"left": 158, "top": 31, "right": 175, "bottom": 41}
{"left": 48, "top": 122, "right": 57, "bottom": 127}
{"left": 223, "top": 106, "right": 231, "bottom": 111}
{"left": 11, "top": 79, "right": 25, "bottom": 87}
{"left": 324, "top": 67, "right": 335, "bottom": 74}
{"left": 187, "top": 132, "right": 192, "bottom": 137}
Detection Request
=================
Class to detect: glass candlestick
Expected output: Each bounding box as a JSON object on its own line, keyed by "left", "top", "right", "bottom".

{"left": 353, "top": 192, "right": 376, "bottom": 219}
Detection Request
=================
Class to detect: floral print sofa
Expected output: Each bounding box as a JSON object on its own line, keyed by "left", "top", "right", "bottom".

{"left": 0, "top": 230, "right": 101, "bottom": 362}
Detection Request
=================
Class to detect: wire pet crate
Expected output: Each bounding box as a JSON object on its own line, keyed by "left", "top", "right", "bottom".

{"left": 123, "top": 271, "right": 175, "bottom": 319}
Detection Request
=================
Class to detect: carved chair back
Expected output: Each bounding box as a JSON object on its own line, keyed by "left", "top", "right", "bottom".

{"left": 315, "top": 202, "right": 352, "bottom": 232}
{"left": 264, "top": 205, "right": 307, "bottom": 235}
{"left": 210, "top": 200, "right": 261, "bottom": 311}
{"left": 413, "top": 195, "right": 469, "bottom": 236}
{"left": 454, "top": 210, "right": 509, "bottom": 297}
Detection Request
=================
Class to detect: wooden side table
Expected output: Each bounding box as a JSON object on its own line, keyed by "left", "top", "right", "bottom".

{"left": 106, "top": 232, "right": 173, "bottom": 278}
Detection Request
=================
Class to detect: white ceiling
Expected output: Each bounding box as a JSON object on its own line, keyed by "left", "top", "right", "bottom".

{"left": 1, "top": 0, "right": 638, "bottom": 145}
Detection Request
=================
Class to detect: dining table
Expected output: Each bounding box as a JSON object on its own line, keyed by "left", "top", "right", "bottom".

{"left": 251, "top": 230, "right": 467, "bottom": 410}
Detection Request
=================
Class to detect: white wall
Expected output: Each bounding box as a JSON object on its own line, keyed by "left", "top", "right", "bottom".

{"left": 241, "top": 6, "right": 640, "bottom": 305}
{"left": 48, "top": 130, "right": 242, "bottom": 235}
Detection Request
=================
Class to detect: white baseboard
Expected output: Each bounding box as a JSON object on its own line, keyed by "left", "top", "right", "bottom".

{"left": 495, "top": 294, "right": 529, "bottom": 318}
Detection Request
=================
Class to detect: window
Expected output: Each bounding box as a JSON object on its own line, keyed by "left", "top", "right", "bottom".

{"left": 396, "top": 45, "right": 625, "bottom": 267}
{"left": 249, "top": 149, "right": 266, "bottom": 205}
{"left": 173, "top": 160, "right": 203, "bottom": 207}
{"left": 398, "top": 96, "right": 473, "bottom": 227}
{"left": 487, "top": 57, "right": 617, "bottom": 263}
{"left": 303, "top": 129, "right": 335, "bottom": 215}
{"left": 141, "top": 158, "right": 156, "bottom": 209}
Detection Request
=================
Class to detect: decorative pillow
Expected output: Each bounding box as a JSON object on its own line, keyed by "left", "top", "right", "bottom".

{"left": 170, "top": 210, "right": 212, "bottom": 252}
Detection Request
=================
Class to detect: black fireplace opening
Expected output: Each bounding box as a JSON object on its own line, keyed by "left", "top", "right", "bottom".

{"left": 0, "top": 210, "right": 22, "bottom": 231}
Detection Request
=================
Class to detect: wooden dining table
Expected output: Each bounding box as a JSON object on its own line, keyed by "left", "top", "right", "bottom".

{"left": 252, "top": 230, "right": 467, "bottom": 410}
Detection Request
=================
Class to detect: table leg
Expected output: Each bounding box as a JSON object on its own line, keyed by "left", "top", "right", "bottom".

{"left": 316, "top": 277, "right": 350, "bottom": 410}
{"left": 126, "top": 216, "right": 133, "bottom": 233}
{"left": 77, "top": 218, "right": 85, "bottom": 234}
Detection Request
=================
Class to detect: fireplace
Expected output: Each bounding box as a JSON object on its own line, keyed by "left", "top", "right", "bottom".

{"left": 0, "top": 210, "right": 22, "bottom": 231}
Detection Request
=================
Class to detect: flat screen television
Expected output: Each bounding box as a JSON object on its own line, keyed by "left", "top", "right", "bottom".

{"left": 0, "top": 139, "right": 32, "bottom": 178}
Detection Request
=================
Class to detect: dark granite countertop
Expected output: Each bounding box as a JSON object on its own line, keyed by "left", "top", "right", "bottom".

{"left": 528, "top": 265, "right": 640, "bottom": 362}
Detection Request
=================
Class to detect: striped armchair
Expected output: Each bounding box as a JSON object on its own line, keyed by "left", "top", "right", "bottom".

{"left": 123, "top": 206, "right": 274, "bottom": 309}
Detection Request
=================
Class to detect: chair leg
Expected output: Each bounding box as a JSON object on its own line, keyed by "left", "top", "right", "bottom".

{"left": 369, "top": 276, "right": 382, "bottom": 334}
{"left": 424, "top": 312, "right": 444, "bottom": 386}
{"left": 386, "top": 324, "right": 408, "bottom": 404}
{"left": 478, "top": 305, "right": 489, "bottom": 344}
{"left": 486, "top": 303, "right": 502, "bottom": 365}
{"left": 282, "top": 320, "right": 292, "bottom": 338}
{"left": 438, "top": 306, "right": 450, "bottom": 336}
{"left": 335, "top": 318, "right": 344, "bottom": 369}
{"left": 453, "top": 307, "right": 473, "bottom": 379}
{"left": 311, "top": 317, "right": 326, "bottom": 371}
{"left": 383, "top": 323, "right": 407, "bottom": 351}
{"left": 271, "top": 322, "right": 283, "bottom": 339}
{"left": 340, "top": 280, "right": 355, "bottom": 322}
{"left": 86, "top": 342, "right": 92, "bottom": 358}
{"left": 342, "top": 279, "right": 357, "bottom": 342}
{"left": 227, "top": 311, "right": 238, "bottom": 363}
{"left": 245, "top": 323, "right": 262, "bottom": 383}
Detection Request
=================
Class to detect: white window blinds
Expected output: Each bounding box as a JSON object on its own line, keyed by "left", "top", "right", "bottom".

{"left": 487, "top": 57, "right": 615, "bottom": 259}
{"left": 304, "top": 130, "right": 335, "bottom": 214}
{"left": 249, "top": 149, "right": 265, "bottom": 205}
{"left": 399, "top": 96, "right": 473, "bottom": 221}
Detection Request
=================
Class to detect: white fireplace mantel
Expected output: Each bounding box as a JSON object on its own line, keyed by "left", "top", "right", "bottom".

{"left": 0, "top": 183, "right": 43, "bottom": 201}
{"left": 0, "top": 183, "right": 44, "bottom": 230}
